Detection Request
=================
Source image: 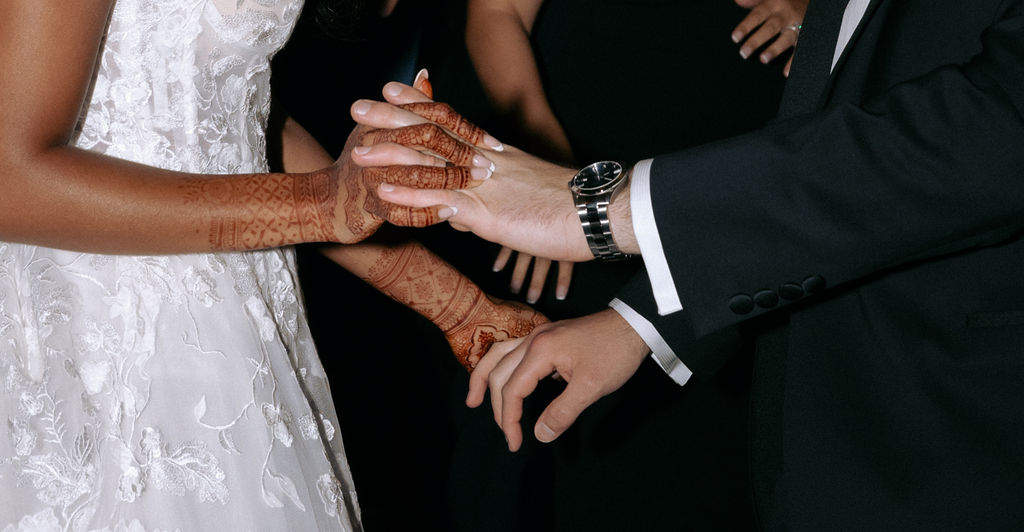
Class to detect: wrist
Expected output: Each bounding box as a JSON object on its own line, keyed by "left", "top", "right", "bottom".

{"left": 293, "top": 170, "right": 338, "bottom": 243}
{"left": 569, "top": 161, "right": 634, "bottom": 261}
{"left": 607, "top": 182, "right": 638, "bottom": 255}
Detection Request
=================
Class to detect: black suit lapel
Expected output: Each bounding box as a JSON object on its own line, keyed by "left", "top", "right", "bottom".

{"left": 777, "top": 0, "right": 848, "bottom": 118}
{"left": 777, "top": 0, "right": 885, "bottom": 119}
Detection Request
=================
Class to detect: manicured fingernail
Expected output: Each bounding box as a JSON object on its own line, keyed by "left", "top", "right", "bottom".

{"left": 438, "top": 206, "right": 457, "bottom": 218}
{"left": 510, "top": 281, "right": 522, "bottom": 294}
{"left": 492, "top": 265, "right": 502, "bottom": 272}
{"left": 483, "top": 134, "right": 504, "bottom": 151}
{"left": 379, "top": 183, "right": 395, "bottom": 192}
{"left": 760, "top": 53, "right": 771, "bottom": 63}
{"left": 353, "top": 101, "right": 371, "bottom": 115}
{"left": 383, "top": 82, "right": 403, "bottom": 97}
{"left": 555, "top": 287, "right": 567, "bottom": 300}
{"left": 536, "top": 422, "right": 556, "bottom": 443}
{"left": 739, "top": 49, "right": 750, "bottom": 59}
{"left": 414, "top": 68, "right": 428, "bottom": 85}
{"left": 731, "top": 32, "right": 742, "bottom": 43}
{"left": 470, "top": 167, "right": 492, "bottom": 180}
{"left": 472, "top": 153, "right": 495, "bottom": 170}
{"left": 353, "top": 146, "right": 370, "bottom": 155}
{"left": 526, "top": 290, "right": 539, "bottom": 304}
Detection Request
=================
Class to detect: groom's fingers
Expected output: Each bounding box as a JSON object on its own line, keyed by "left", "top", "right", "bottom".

{"left": 363, "top": 123, "right": 478, "bottom": 167}
{"left": 351, "top": 142, "right": 448, "bottom": 168}
{"left": 467, "top": 337, "right": 525, "bottom": 408}
{"left": 382, "top": 80, "right": 433, "bottom": 105}
{"left": 377, "top": 183, "right": 464, "bottom": 213}
{"left": 351, "top": 99, "right": 431, "bottom": 130}
{"left": 499, "top": 350, "right": 555, "bottom": 452}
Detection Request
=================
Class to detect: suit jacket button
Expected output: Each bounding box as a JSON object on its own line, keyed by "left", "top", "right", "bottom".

{"left": 754, "top": 289, "right": 779, "bottom": 308}
{"left": 802, "top": 275, "right": 826, "bottom": 294}
{"left": 729, "top": 294, "right": 755, "bottom": 315}
{"left": 779, "top": 282, "right": 804, "bottom": 300}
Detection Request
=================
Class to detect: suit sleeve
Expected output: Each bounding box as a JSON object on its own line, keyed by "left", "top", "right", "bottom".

{"left": 616, "top": 3, "right": 1024, "bottom": 375}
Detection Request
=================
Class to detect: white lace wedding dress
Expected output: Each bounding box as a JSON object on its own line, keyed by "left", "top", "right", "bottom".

{"left": 0, "top": 1, "right": 362, "bottom": 530}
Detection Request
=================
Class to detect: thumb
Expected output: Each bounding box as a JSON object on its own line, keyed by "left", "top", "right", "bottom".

{"left": 534, "top": 380, "right": 598, "bottom": 443}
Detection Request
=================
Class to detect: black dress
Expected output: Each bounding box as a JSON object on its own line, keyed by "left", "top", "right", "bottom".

{"left": 429, "top": 1, "right": 787, "bottom": 530}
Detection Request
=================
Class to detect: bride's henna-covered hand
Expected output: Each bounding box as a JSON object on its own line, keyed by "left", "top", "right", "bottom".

{"left": 334, "top": 121, "right": 483, "bottom": 241}
{"left": 177, "top": 112, "right": 488, "bottom": 250}
{"left": 362, "top": 242, "right": 548, "bottom": 370}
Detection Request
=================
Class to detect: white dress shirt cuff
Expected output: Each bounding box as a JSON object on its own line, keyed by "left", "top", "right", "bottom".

{"left": 609, "top": 298, "right": 692, "bottom": 386}
{"left": 630, "top": 159, "right": 683, "bottom": 315}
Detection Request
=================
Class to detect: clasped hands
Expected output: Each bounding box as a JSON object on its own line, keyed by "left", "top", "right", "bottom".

{"left": 348, "top": 81, "right": 650, "bottom": 451}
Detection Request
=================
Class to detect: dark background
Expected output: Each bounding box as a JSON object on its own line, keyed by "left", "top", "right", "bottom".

{"left": 271, "top": 1, "right": 786, "bottom": 529}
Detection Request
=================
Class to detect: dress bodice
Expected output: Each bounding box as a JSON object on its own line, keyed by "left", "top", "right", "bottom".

{"left": 75, "top": 0, "right": 303, "bottom": 174}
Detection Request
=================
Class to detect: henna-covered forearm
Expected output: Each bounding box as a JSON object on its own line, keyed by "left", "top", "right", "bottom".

{"left": 327, "top": 238, "right": 546, "bottom": 370}
{"left": 177, "top": 103, "right": 491, "bottom": 251}
{"left": 180, "top": 171, "right": 338, "bottom": 251}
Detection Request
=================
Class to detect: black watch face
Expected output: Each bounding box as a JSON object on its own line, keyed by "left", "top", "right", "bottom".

{"left": 572, "top": 161, "right": 623, "bottom": 194}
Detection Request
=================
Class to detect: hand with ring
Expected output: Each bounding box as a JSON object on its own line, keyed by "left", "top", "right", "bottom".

{"left": 731, "top": 0, "right": 809, "bottom": 77}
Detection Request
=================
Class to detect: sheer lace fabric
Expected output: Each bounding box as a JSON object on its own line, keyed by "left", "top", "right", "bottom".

{"left": 0, "top": 1, "right": 361, "bottom": 530}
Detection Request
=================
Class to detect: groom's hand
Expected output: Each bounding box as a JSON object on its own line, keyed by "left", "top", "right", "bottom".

{"left": 466, "top": 309, "right": 651, "bottom": 451}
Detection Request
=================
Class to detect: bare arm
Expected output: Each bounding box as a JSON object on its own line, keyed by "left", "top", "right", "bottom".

{"left": 0, "top": 1, "right": 471, "bottom": 255}
{"left": 466, "top": 0, "right": 573, "bottom": 163}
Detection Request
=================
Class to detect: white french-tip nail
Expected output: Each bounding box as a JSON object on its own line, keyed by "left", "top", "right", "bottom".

{"left": 471, "top": 167, "right": 492, "bottom": 180}
{"left": 379, "top": 183, "right": 395, "bottom": 192}
{"left": 414, "top": 68, "right": 429, "bottom": 84}
{"left": 739, "top": 49, "right": 750, "bottom": 59}
{"left": 555, "top": 292, "right": 567, "bottom": 301}
{"left": 483, "top": 134, "right": 504, "bottom": 151}
{"left": 438, "top": 206, "right": 457, "bottom": 218}
{"left": 353, "top": 146, "right": 370, "bottom": 155}
{"left": 352, "top": 101, "right": 371, "bottom": 115}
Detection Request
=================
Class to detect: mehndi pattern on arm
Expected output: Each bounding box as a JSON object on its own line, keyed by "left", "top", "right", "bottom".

{"left": 364, "top": 242, "right": 544, "bottom": 369}
{"left": 181, "top": 171, "right": 337, "bottom": 251}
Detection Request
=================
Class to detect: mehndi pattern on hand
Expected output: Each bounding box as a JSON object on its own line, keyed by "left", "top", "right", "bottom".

{"left": 364, "top": 243, "right": 547, "bottom": 370}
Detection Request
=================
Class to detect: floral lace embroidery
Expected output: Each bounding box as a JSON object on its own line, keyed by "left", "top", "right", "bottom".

{"left": 0, "top": 0, "right": 359, "bottom": 530}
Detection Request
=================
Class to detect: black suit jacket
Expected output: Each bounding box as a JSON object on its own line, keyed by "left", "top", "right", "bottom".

{"left": 617, "top": 0, "right": 1024, "bottom": 528}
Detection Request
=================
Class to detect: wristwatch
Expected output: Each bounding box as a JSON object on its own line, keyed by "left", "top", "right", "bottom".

{"left": 569, "top": 160, "right": 631, "bottom": 261}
